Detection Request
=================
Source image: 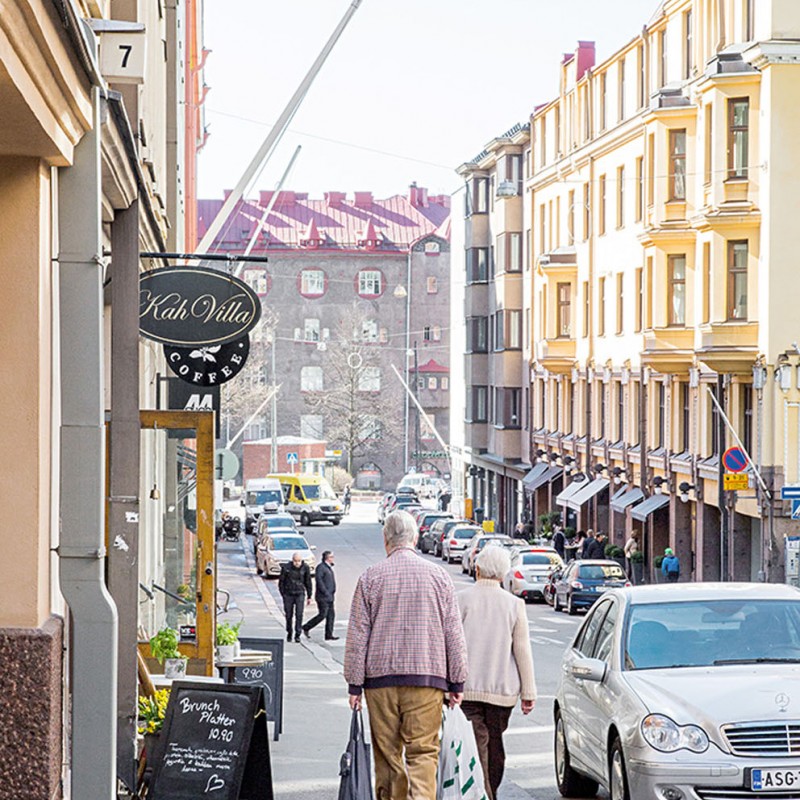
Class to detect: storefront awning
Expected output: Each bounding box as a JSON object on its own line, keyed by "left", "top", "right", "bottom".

{"left": 523, "top": 463, "right": 562, "bottom": 492}
{"left": 556, "top": 477, "right": 589, "bottom": 507}
{"left": 610, "top": 487, "right": 645, "bottom": 513}
{"left": 566, "top": 477, "right": 610, "bottom": 511}
{"left": 630, "top": 493, "right": 670, "bottom": 522}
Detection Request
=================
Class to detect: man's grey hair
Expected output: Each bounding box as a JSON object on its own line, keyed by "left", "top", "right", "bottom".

{"left": 384, "top": 510, "right": 418, "bottom": 550}
{"left": 476, "top": 545, "right": 511, "bottom": 580}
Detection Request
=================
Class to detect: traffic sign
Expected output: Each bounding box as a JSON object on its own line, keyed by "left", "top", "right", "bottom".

{"left": 214, "top": 448, "right": 240, "bottom": 481}
{"left": 722, "top": 447, "right": 749, "bottom": 473}
{"left": 332, "top": 449, "right": 342, "bottom": 457}
{"left": 782, "top": 487, "right": 800, "bottom": 500}
{"left": 724, "top": 473, "right": 749, "bottom": 491}
{"left": 286, "top": 452, "right": 298, "bottom": 465}
{"left": 793, "top": 500, "right": 800, "bottom": 520}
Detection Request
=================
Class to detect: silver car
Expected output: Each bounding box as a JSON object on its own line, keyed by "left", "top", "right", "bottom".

{"left": 503, "top": 547, "right": 563, "bottom": 601}
{"left": 555, "top": 582, "right": 800, "bottom": 800}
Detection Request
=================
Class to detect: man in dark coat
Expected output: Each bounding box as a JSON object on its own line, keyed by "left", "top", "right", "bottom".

{"left": 303, "top": 550, "right": 339, "bottom": 641}
{"left": 278, "top": 553, "right": 312, "bottom": 643}
{"left": 583, "top": 531, "right": 607, "bottom": 560}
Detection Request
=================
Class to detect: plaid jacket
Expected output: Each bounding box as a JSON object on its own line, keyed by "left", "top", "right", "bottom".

{"left": 344, "top": 547, "right": 468, "bottom": 694}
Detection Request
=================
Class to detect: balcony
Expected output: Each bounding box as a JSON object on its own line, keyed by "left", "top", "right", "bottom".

{"left": 641, "top": 328, "right": 694, "bottom": 373}
{"left": 535, "top": 338, "right": 576, "bottom": 373}
{"left": 697, "top": 321, "right": 759, "bottom": 374}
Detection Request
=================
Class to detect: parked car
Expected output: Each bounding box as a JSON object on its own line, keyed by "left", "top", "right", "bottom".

{"left": 441, "top": 524, "right": 482, "bottom": 563}
{"left": 420, "top": 518, "right": 470, "bottom": 556}
{"left": 503, "top": 548, "right": 564, "bottom": 601}
{"left": 416, "top": 511, "right": 453, "bottom": 547}
{"left": 387, "top": 494, "right": 421, "bottom": 515}
{"left": 461, "top": 534, "right": 515, "bottom": 577}
{"left": 554, "top": 583, "right": 800, "bottom": 799}
{"left": 377, "top": 493, "right": 394, "bottom": 524}
{"left": 254, "top": 512, "right": 297, "bottom": 553}
{"left": 255, "top": 532, "right": 316, "bottom": 578}
{"left": 552, "top": 559, "right": 629, "bottom": 615}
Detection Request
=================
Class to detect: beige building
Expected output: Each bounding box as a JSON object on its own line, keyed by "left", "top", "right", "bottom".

{"left": 525, "top": 0, "right": 800, "bottom": 583}
{"left": 0, "top": 1, "right": 203, "bottom": 796}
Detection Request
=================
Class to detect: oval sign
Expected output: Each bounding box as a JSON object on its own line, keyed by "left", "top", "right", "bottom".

{"left": 164, "top": 335, "right": 250, "bottom": 387}
{"left": 139, "top": 266, "right": 262, "bottom": 347}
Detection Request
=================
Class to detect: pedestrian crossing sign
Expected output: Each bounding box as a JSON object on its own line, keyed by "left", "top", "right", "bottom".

{"left": 792, "top": 500, "right": 800, "bottom": 520}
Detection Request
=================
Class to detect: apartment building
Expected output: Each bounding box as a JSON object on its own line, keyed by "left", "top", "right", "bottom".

{"left": 528, "top": 0, "right": 800, "bottom": 583}
{"left": 451, "top": 124, "right": 533, "bottom": 531}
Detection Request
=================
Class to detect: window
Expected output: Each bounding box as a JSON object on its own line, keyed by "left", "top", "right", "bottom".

{"left": 702, "top": 242, "right": 711, "bottom": 324}
{"left": 494, "top": 388, "right": 521, "bottom": 429}
{"left": 379, "top": 327, "right": 388, "bottom": 344}
{"left": 468, "top": 178, "right": 489, "bottom": 215}
{"left": 243, "top": 268, "right": 269, "bottom": 296}
{"left": 466, "top": 317, "right": 488, "bottom": 353}
{"left": 656, "top": 381, "right": 666, "bottom": 449}
{"left": 441, "top": 377, "right": 449, "bottom": 391}
{"left": 539, "top": 117, "right": 547, "bottom": 166}
{"left": 557, "top": 283, "right": 571, "bottom": 338}
{"left": 647, "top": 133, "right": 655, "bottom": 206}
{"left": 599, "top": 72, "right": 607, "bottom": 131}
{"left": 427, "top": 377, "right": 437, "bottom": 390}
{"left": 358, "top": 366, "right": 381, "bottom": 392}
{"left": 635, "top": 157, "right": 644, "bottom": 222}
{"left": 683, "top": 10, "right": 693, "bottom": 80}
{"left": 645, "top": 256, "right": 654, "bottom": 329}
{"left": 599, "top": 382, "right": 607, "bottom": 439}
{"left": 469, "top": 386, "right": 488, "bottom": 422}
{"left": 467, "top": 248, "right": 489, "bottom": 283}
{"left": 593, "top": 603, "right": 619, "bottom": 662}
{"left": 617, "top": 382, "right": 625, "bottom": 441}
{"left": 637, "top": 43, "right": 646, "bottom": 109}
{"left": 433, "top": 325, "right": 442, "bottom": 342}
{"left": 304, "top": 318, "right": 320, "bottom": 342}
{"left": 358, "top": 269, "right": 383, "bottom": 297}
{"left": 582, "top": 280, "right": 590, "bottom": 338}
{"left": 728, "top": 99, "right": 749, "bottom": 178}
{"left": 668, "top": 255, "right": 687, "bottom": 326}
{"left": 681, "top": 382, "right": 690, "bottom": 452}
{"left": 568, "top": 190, "right": 575, "bottom": 245}
{"left": 300, "top": 268, "right": 325, "bottom": 296}
{"left": 361, "top": 319, "right": 378, "bottom": 342}
{"left": 300, "top": 366, "right": 323, "bottom": 392}
{"left": 598, "top": 277, "right": 606, "bottom": 336}
{"left": 582, "top": 182, "right": 590, "bottom": 240}
{"left": 616, "top": 272, "right": 624, "bottom": 334}
{"left": 506, "top": 310, "right": 522, "bottom": 349}
{"left": 555, "top": 106, "right": 561, "bottom": 155}
{"left": 659, "top": 28, "right": 667, "bottom": 87}
{"left": 300, "top": 414, "right": 323, "bottom": 439}
{"left": 506, "top": 153, "right": 523, "bottom": 194}
{"left": 493, "top": 313, "right": 504, "bottom": 352}
{"left": 423, "top": 326, "right": 432, "bottom": 342}
{"left": 742, "top": 384, "right": 754, "bottom": 454}
{"left": 710, "top": 384, "right": 721, "bottom": 456}
{"left": 704, "top": 104, "right": 713, "bottom": 184}
{"left": 426, "top": 276, "right": 438, "bottom": 294}
{"left": 635, "top": 267, "right": 643, "bottom": 332}
{"left": 669, "top": 129, "right": 687, "bottom": 201}
{"left": 599, "top": 174, "right": 607, "bottom": 235}
{"left": 618, "top": 59, "right": 626, "bottom": 121}
{"left": 746, "top": 0, "right": 755, "bottom": 41}
{"left": 728, "top": 241, "right": 748, "bottom": 320}
{"left": 497, "top": 232, "right": 523, "bottom": 272}
{"left": 616, "top": 166, "right": 625, "bottom": 228}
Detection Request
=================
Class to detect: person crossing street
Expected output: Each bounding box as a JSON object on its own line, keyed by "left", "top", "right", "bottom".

{"left": 302, "top": 550, "right": 339, "bottom": 640}
{"left": 278, "top": 553, "right": 312, "bottom": 643}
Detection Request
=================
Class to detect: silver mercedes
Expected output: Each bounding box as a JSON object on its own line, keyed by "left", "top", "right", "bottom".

{"left": 554, "top": 583, "right": 800, "bottom": 800}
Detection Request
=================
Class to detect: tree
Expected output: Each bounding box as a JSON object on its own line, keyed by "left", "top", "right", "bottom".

{"left": 304, "top": 309, "right": 403, "bottom": 475}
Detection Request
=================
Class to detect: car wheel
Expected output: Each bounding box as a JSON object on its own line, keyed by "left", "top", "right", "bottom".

{"left": 256, "top": 566, "right": 263, "bottom": 575}
{"left": 300, "top": 512, "right": 310, "bottom": 527}
{"left": 554, "top": 591, "right": 563, "bottom": 612}
{"left": 609, "top": 738, "right": 630, "bottom": 800}
{"left": 461, "top": 562, "right": 467, "bottom": 574}
{"left": 332, "top": 519, "right": 340, "bottom": 526}
{"left": 555, "top": 710, "right": 599, "bottom": 798}
{"left": 567, "top": 593, "right": 578, "bottom": 616}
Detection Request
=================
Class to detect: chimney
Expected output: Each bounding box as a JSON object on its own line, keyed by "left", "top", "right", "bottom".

{"left": 259, "top": 190, "right": 274, "bottom": 206}
{"left": 325, "top": 191, "right": 346, "bottom": 206}
{"left": 575, "top": 41, "right": 596, "bottom": 80}
{"left": 417, "top": 187, "right": 428, "bottom": 207}
{"left": 276, "top": 191, "right": 295, "bottom": 206}
{"left": 408, "top": 181, "right": 419, "bottom": 206}
{"left": 354, "top": 191, "right": 373, "bottom": 208}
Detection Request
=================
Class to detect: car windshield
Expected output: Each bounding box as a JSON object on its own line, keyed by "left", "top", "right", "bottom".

{"left": 271, "top": 536, "right": 307, "bottom": 551}
{"left": 394, "top": 496, "right": 416, "bottom": 505}
{"left": 578, "top": 564, "right": 626, "bottom": 580}
{"left": 478, "top": 537, "right": 511, "bottom": 550}
{"left": 302, "top": 483, "right": 336, "bottom": 501}
{"left": 521, "top": 553, "right": 561, "bottom": 566}
{"left": 266, "top": 516, "right": 294, "bottom": 530}
{"left": 453, "top": 529, "right": 477, "bottom": 539}
{"left": 247, "top": 490, "right": 281, "bottom": 506}
{"left": 625, "top": 600, "right": 800, "bottom": 670}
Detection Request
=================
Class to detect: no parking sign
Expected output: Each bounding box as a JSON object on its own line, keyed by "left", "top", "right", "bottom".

{"left": 722, "top": 447, "right": 749, "bottom": 473}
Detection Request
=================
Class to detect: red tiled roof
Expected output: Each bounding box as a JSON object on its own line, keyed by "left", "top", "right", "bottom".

{"left": 413, "top": 359, "right": 449, "bottom": 374}
{"left": 197, "top": 188, "right": 450, "bottom": 254}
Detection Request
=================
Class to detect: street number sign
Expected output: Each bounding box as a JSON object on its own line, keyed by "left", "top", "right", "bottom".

{"left": 722, "top": 447, "right": 749, "bottom": 473}
{"left": 724, "top": 473, "right": 749, "bottom": 491}
{"left": 99, "top": 31, "right": 147, "bottom": 84}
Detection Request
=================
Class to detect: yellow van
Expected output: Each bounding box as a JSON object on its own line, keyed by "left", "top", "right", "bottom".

{"left": 268, "top": 474, "right": 343, "bottom": 527}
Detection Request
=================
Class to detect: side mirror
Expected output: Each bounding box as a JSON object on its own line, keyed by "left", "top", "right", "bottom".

{"left": 310, "top": 545, "right": 318, "bottom": 551}
{"left": 570, "top": 656, "right": 607, "bottom": 683}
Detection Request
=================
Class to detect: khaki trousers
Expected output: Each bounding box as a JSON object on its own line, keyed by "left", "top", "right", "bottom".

{"left": 365, "top": 685, "right": 444, "bottom": 800}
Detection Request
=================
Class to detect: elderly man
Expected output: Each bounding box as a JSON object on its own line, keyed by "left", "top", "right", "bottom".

{"left": 278, "top": 552, "right": 312, "bottom": 643}
{"left": 345, "top": 510, "right": 468, "bottom": 800}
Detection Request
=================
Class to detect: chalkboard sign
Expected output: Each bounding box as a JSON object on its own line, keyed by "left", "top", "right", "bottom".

{"left": 148, "top": 682, "right": 273, "bottom": 800}
{"left": 231, "top": 637, "right": 284, "bottom": 741}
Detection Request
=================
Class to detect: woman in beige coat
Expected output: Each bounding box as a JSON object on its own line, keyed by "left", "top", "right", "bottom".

{"left": 457, "top": 546, "right": 537, "bottom": 800}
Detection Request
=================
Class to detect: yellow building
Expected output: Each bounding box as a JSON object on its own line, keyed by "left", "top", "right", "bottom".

{"left": 527, "top": 0, "right": 800, "bottom": 583}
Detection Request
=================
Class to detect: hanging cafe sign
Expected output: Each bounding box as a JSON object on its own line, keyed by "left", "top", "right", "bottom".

{"left": 139, "top": 266, "right": 262, "bottom": 347}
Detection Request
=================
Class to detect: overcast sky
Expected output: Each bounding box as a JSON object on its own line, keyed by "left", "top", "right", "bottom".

{"left": 197, "top": 0, "right": 659, "bottom": 202}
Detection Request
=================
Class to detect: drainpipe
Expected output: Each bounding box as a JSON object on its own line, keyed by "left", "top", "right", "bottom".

{"left": 58, "top": 86, "right": 119, "bottom": 800}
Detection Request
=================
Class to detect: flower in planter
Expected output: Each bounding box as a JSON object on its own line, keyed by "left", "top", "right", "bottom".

{"left": 138, "top": 688, "right": 170, "bottom": 735}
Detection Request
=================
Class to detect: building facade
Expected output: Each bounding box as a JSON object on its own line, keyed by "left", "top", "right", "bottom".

{"left": 198, "top": 187, "right": 451, "bottom": 489}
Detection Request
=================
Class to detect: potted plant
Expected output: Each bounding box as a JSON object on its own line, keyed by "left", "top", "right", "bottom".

{"left": 630, "top": 550, "right": 645, "bottom": 584}
{"left": 653, "top": 554, "right": 665, "bottom": 583}
{"left": 150, "top": 627, "right": 187, "bottom": 679}
{"left": 216, "top": 621, "right": 241, "bottom": 663}
{"left": 604, "top": 543, "right": 626, "bottom": 571}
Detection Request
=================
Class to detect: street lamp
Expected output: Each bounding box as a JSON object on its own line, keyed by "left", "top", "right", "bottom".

{"left": 678, "top": 481, "right": 696, "bottom": 503}
{"left": 653, "top": 476, "right": 668, "bottom": 495}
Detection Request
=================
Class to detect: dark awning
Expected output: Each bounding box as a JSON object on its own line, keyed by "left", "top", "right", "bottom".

{"left": 630, "top": 493, "right": 670, "bottom": 522}
{"left": 610, "top": 487, "right": 645, "bottom": 513}
{"left": 522, "top": 463, "right": 548, "bottom": 487}
{"left": 556, "top": 477, "right": 589, "bottom": 507}
{"left": 566, "top": 477, "right": 609, "bottom": 511}
{"left": 523, "top": 464, "right": 562, "bottom": 492}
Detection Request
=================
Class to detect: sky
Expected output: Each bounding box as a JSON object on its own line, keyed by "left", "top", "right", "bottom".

{"left": 197, "top": 0, "right": 660, "bottom": 203}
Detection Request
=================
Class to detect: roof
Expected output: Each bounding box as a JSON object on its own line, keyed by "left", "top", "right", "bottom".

{"left": 621, "top": 583, "right": 800, "bottom": 605}
{"left": 413, "top": 359, "right": 449, "bottom": 374}
{"left": 197, "top": 187, "right": 450, "bottom": 255}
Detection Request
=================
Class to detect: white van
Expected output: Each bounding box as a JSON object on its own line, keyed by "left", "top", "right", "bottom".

{"left": 242, "top": 478, "right": 284, "bottom": 534}
{"left": 397, "top": 473, "right": 435, "bottom": 499}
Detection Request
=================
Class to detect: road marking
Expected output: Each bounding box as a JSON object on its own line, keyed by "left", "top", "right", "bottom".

{"left": 531, "top": 636, "right": 565, "bottom": 645}
{"left": 503, "top": 724, "right": 555, "bottom": 736}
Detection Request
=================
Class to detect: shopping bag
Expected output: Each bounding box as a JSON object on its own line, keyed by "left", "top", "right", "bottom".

{"left": 338, "top": 708, "right": 375, "bottom": 800}
{"left": 437, "top": 705, "right": 488, "bottom": 800}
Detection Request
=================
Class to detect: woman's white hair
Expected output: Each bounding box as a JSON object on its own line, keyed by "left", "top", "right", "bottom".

{"left": 384, "top": 510, "right": 418, "bottom": 550}
{"left": 476, "top": 545, "right": 511, "bottom": 580}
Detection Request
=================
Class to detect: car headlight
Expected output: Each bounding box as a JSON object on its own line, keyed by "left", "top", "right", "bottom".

{"left": 311, "top": 505, "right": 321, "bottom": 512}
{"left": 641, "top": 715, "right": 709, "bottom": 753}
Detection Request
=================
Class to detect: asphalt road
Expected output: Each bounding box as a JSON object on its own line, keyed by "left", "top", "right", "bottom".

{"left": 220, "top": 499, "right": 606, "bottom": 800}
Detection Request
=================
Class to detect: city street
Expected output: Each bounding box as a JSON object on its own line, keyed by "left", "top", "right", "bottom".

{"left": 217, "top": 500, "right": 605, "bottom": 800}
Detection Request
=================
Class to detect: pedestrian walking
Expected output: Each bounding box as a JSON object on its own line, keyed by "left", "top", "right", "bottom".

{"left": 278, "top": 553, "right": 312, "bottom": 643}
{"left": 457, "top": 546, "right": 536, "bottom": 800}
{"left": 662, "top": 547, "right": 680, "bottom": 582}
{"left": 344, "top": 510, "right": 468, "bottom": 800}
{"left": 302, "top": 550, "right": 339, "bottom": 641}
{"left": 574, "top": 530, "right": 587, "bottom": 559}
{"left": 624, "top": 532, "right": 639, "bottom": 576}
{"left": 343, "top": 484, "right": 352, "bottom": 514}
{"left": 552, "top": 525, "right": 566, "bottom": 560}
{"left": 582, "top": 529, "right": 606, "bottom": 559}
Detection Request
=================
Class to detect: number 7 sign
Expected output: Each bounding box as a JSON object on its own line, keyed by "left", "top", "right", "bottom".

{"left": 99, "top": 31, "right": 147, "bottom": 84}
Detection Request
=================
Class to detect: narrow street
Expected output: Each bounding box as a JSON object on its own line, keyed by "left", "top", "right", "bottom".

{"left": 217, "top": 501, "right": 602, "bottom": 800}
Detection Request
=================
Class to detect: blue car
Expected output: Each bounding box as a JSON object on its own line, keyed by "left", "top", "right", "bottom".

{"left": 552, "top": 559, "right": 629, "bottom": 615}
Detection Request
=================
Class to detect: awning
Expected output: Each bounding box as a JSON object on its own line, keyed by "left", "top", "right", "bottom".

{"left": 630, "top": 493, "right": 670, "bottom": 522}
{"left": 610, "top": 487, "right": 645, "bottom": 513}
{"left": 556, "top": 477, "right": 589, "bottom": 507}
{"left": 566, "top": 477, "right": 609, "bottom": 511}
{"left": 523, "top": 464, "right": 562, "bottom": 492}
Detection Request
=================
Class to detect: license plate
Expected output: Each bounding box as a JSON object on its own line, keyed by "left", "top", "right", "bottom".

{"left": 596, "top": 586, "right": 610, "bottom": 593}
{"left": 752, "top": 768, "right": 800, "bottom": 791}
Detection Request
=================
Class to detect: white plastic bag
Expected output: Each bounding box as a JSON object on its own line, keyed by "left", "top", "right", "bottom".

{"left": 437, "top": 705, "right": 488, "bottom": 800}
